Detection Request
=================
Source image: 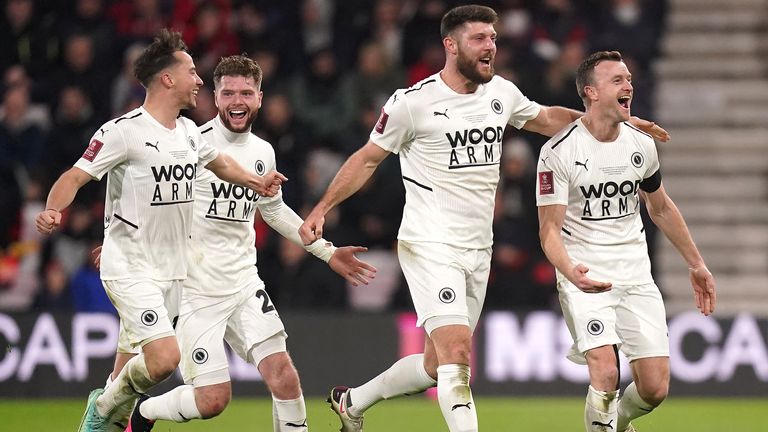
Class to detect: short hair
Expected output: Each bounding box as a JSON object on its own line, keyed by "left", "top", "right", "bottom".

{"left": 440, "top": 5, "right": 498, "bottom": 38}
{"left": 213, "top": 55, "right": 262, "bottom": 89}
{"left": 133, "top": 29, "right": 188, "bottom": 88}
{"left": 575, "top": 50, "right": 624, "bottom": 100}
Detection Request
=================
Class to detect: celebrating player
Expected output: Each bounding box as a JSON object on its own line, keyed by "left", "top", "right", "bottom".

{"left": 35, "top": 30, "right": 285, "bottom": 432}
{"left": 536, "top": 50, "right": 716, "bottom": 432}
{"left": 298, "top": 5, "right": 669, "bottom": 432}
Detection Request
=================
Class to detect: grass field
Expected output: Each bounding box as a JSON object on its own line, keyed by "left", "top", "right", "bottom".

{"left": 3, "top": 397, "right": 766, "bottom": 431}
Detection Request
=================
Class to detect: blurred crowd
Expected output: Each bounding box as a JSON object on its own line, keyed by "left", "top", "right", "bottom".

{"left": 0, "top": 0, "right": 666, "bottom": 314}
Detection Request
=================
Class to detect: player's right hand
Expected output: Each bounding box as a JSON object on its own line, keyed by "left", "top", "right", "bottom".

{"left": 35, "top": 209, "right": 62, "bottom": 235}
{"left": 260, "top": 170, "right": 288, "bottom": 197}
{"left": 299, "top": 209, "right": 325, "bottom": 245}
{"left": 569, "top": 263, "right": 612, "bottom": 293}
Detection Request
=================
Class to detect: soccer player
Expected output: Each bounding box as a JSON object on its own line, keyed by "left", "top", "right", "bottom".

{"left": 35, "top": 30, "right": 285, "bottom": 432}
{"left": 536, "top": 51, "right": 716, "bottom": 432}
{"left": 118, "top": 55, "right": 376, "bottom": 432}
{"left": 298, "top": 5, "right": 670, "bottom": 432}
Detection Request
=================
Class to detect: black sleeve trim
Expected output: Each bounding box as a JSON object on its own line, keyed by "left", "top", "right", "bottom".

{"left": 201, "top": 126, "right": 213, "bottom": 134}
{"left": 624, "top": 122, "right": 653, "bottom": 139}
{"left": 639, "top": 168, "right": 662, "bottom": 193}
{"left": 114, "top": 214, "right": 138, "bottom": 229}
{"left": 404, "top": 79, "right": 436, "bottom": 94}
{"left": 551, "top": 125, "right": 578, "bottom": 149}
{"left": 115, "top": 112, "right": 142, "bottom": 123}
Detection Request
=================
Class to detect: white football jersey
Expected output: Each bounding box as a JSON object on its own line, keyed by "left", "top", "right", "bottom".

{"left": 371, "top": 73, "right": 540, "bottom": 249}
{"left": 75, "top": 107, "right": 219, "bottom": 280}
{"left": 536, "top": 119, "right": 661, "bottom": 285}
{"left": 185, "top": 117, "right": 274, "bottom": 296}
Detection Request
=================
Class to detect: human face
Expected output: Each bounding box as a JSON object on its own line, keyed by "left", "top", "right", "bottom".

{"left": 214, "top": 75, "right": 262, "bottom": 133}
{"left": 166, "top": 51, "right": 203, "bottom": 110}
{"left": 454, "top": 21, "right": 497, "bottom": 84}
{"left": 587, "top": 60, "right": 633, "bottom": 122}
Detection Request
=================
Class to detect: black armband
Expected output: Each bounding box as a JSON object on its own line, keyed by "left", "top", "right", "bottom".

{"left": 639, "top": 169, "right": 662, "bottom": 193}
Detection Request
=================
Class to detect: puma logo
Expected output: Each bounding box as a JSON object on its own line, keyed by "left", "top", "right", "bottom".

{"left": 591, "top": 419, "right": 614, "bottom": 430}
{"left": 99, "top": 127, "right": 108, "bottom": 136}
{"left": 285, "top": 420, "right": 308, "bottom": 428}
{"left": 433, "top": 108, "right": 449, "bottom": 118}
{"left": 451, "top": 402, "right": 472, "bottom": 411}
{"left": 541, "top": 157, "right": 549, "bottom": 165}
{"left": 145, "top": 141, "right": 159, "bottom": 152}
{"left": 575, "top": 159, "right": 589, "bottom": 171}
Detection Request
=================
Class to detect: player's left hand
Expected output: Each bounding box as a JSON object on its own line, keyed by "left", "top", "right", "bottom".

{"left": 690, "top": 265, "right": 716, "bottom": 316}
{"left": 629, "top": 116, "right": 670, "bottom": 142}
{"left": 328, "top": 246, "right": 377, "bottom": 286}
{"left": 91, "top": 245, "right": 102, "bottom": 269}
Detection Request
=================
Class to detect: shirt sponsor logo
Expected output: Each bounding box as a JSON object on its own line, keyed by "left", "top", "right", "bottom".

{"left": 82, "top": 139, "right": 104, "bottom": 162}
{"left": 539, "top": 171, "right": 554, "bottom": 195}
{"left": 375, "top": 108, "right": 389, "bottom": 134}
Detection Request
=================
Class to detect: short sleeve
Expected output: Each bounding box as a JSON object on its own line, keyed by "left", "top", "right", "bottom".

{"left": 195, "top": 128, "right": 220, "bottom": 167}
{"left": 503, "top": 80, "right": 542, "bottom": 130}
{"left": 369, "top": 90, "right": 414, "bottom": 154}
{"left": 536, "top": 144, "right": 570, "bottom": 207}
{"left": 73, "top": 123, "right": 128, "bottom": 180}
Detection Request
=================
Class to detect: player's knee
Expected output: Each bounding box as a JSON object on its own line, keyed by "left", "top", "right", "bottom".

{"left": 198, "top": 391, "right": 231, "bottom": 419}
{"left": 147, "top": 352, "right": 180, "bottom": 381}
{"left": 639, "top": 381, "right": 668, "bottom": 407}
{"left": 270, "top": 368, "right": 302, "bottom": 399}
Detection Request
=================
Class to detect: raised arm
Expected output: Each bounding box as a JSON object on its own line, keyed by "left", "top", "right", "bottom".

{"left": 538, "top": 204, "right": 612, "bottom": 293}
{"left": 298, "top": 140, "right": 391, "bottom": 245}
{"left": 205, "top": 152, "right": 287, "bottom": 197}
{"left": 36, "top": 167, "right": 93, "bottom": 234}
{"left": 641, "top": 185, "right": 715, "bottom": 315}
{"left": 522, "top": 106, "right": 670, "bottom": 142}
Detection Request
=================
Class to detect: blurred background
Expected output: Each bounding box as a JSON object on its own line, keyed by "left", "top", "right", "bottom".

{"left": 0, "top": 0, "right": 766, "bottom": 404}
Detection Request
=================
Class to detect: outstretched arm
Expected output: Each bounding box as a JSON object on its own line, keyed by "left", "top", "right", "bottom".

{"left": 36, "top": 167, "right": 93, "bottom": 234}
{"left": 538, "top": 204, "right": 612, "bottom": 293}
{"left": 298, "top": 140, "right": 390, "bottom": 245}
{"left": 260, "top": 198, "right": 378, "bottom": 285}
{"left": 642, "top": 185, "right": 715, "bottom": 315}
{"left": 522, "top": 106, "right": 670, "bottom": 142}
{"left": 206, "top": 153, "right": 287, "bottom": 197}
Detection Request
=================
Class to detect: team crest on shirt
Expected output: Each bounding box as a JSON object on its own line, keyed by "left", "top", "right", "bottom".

{"left": 587, "top": 319, "right": 604, "bottom": 336}
{"left": 255, "top": 160, "right": 265, "bottom": 175}
{"left": 439, "top": 287, "right": 456, "bottom": 303}
{"left": 491, "top": 99, "right": 503, "bottom": 114}
{"left": 192, "top": 348, "right": 209, "bottom": 364}
{"left": 188, "top": 136, "right": 197, "bottom": 151}
{"left": 631, "top": 152, "right": 643, "bottom": 168}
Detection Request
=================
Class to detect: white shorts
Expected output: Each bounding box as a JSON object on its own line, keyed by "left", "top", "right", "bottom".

{"left": 104, "top": 279, "right": 181, "bottom": 353}
{"left": 177, "top": 283, "right": 286, "bottom": 386}
{"left": 397, "top": 240, "right": 491, "bottom": 334}
{"left": 558, "top": 281, "right": 669, "bottom": 364}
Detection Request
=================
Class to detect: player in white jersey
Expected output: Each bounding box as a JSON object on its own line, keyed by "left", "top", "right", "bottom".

{"left": 298, "top": 6, "right": 670, "bottom": 432}
{"left": 117, "top": 55, "right": 375, "bottom": 432}
{"left": 536, "top": 51, "right": 716, "bottom": 432}
{"left": 35, "top": 31, "right": 286, "bottom": 432}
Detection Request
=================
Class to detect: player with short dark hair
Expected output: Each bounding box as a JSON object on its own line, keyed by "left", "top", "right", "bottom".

{"left": 36, "top": 30, "right": 286, "bottom": 432}
{"left": 536, "top": 50, "right": 716, "bottom": 432}
{"left": 299, "top": 5, "right": 669, "bottom": 432}
{"left": 116, "top": 54, "right": 376, "bottom": 432}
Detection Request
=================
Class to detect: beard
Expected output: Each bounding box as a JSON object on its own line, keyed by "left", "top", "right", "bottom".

{"left": 456, "top": 50, "right": 494, "bottom": 85}
{"left": 219, "top": 108, "right": 258, "bottom": 133}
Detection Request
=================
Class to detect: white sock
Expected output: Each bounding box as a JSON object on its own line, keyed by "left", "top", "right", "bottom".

{"left": 436, "top": 364, "right": 477, "bottom": 432}
{"left": 348, "top": 354, "right": 436, "bottom": 417}
{"left": 273, "top": 395, "right": 308, "bottom": 431}
{"left": 584, "top": 385, "right": 619, "bottom": 432}
{"left": 617, "top": 382, "right": 654, "bottom": 431}
{"left": 140, "top": 385, "right": 202, "bottom": 423}
{"left": 96, "top": 354, "right": 155, "bottom": 417}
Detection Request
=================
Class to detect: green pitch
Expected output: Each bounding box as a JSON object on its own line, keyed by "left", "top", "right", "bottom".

{"left": 2, "top": 397, "right": 765, "bottom": 431}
